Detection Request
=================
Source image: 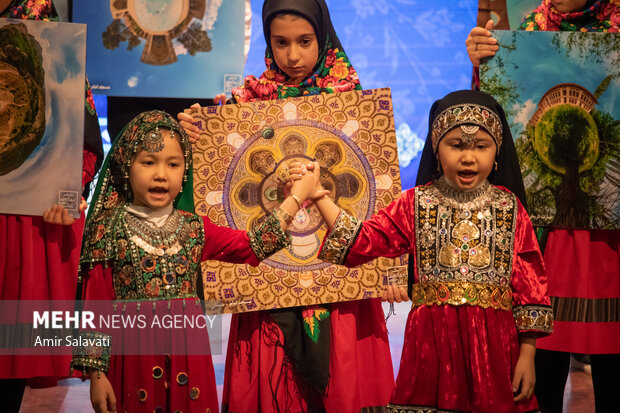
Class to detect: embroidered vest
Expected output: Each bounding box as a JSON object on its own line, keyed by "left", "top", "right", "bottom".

{"left": 413, "top": 179, "right": 518, "bottom": 310}
{"left": 88, "top": 208, "right": 205, "bottom": 300}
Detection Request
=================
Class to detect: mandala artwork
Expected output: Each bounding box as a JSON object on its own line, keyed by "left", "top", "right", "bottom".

{"left": 191, "top": 88, "right": 407, "bottom": 313}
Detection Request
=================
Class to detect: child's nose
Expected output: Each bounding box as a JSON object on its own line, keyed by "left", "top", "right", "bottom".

{"left": 288, "top": 45, "right": 300, "bottom": 62}
{"left": 154, "top": 164, "right": 167, "bottom": 180}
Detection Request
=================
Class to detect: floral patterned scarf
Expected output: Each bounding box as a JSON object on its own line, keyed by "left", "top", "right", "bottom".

{"left": 1, "top": 0, "right": 57, "bottom": 21}
{"left": 519, "top": 0, "right": 619, "bottom": 32}
{"left": 232, "top": 0, "right": 361, "bottom": 103}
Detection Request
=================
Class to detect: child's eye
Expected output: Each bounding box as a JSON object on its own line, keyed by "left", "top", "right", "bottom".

{"left": 300, "top": 38, "right": 312, "bottom": 46}
{"left": 142, "top": 160, "right": 154, "bottom": 165}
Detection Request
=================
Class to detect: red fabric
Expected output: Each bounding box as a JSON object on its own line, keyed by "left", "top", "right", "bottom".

{"left": 0, "top": 146, "right": 100, "bottom": 380}
{"left": 329, "top": 185, "right": 549, "bottom": 411}
{"left": 82, "top": 148, "right": 98, "bottom": 186}
{"left": 76, "top": 213, "right": 264, "bottom": 412}
{"left": 0, "top": 213, "right": 84, "bottom": 379}
{"left": 537, "top": 229, "right": 620, "bottom": 353}
{"left": 222, "top": 298, "right": 394, "bottom": 412}
{"left": 83, "top": 265, "right": 219, "bottom": 413}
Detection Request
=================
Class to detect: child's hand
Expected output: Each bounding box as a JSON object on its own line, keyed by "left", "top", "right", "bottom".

{"left": 290, "top": 161, "right": 329, "bottom": 203}
{"left": 382, "top": 285, "right": 409, "bottom": 303}
{"left": 465, "top": 19, "right": 498, "bottom": 68}
{"left": 512, "top": 339, "right": 536, "bottom": 402}
{"left": 213, "top": 93, "right": 227, "bottom": 105}
{"left": 90, "top": 370, "right": 117, "bottom": 413}
{"left": 42, "top": 198, "right": 87, "bottom": 225}
{"left": 177, "top": 103, "right": 201, "bottom": 143}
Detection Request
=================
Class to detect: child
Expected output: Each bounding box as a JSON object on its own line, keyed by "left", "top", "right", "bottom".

{"left": 0, "top": 2, "right": 104, "bottom": 412}
{"left": 180, "top": 1, "right": 394, "bottom": 412}
{"left": 69, "top": 110, "right": 305, "bottom": 413}
{"left": 466, "top": 2, "right": 620, "bottom": 411}
{"left": 294, "top": 90, "right": 554, "bottom": 412}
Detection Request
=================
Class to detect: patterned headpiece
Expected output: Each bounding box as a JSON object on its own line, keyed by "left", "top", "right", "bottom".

{"left": 431, "top": 104, "right": 503, "bottom": 153}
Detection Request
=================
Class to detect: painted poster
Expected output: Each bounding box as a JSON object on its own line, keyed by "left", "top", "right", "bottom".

{"left": 73, "top": 0, "right": 245, "bottom": 97}
{"left": 477, "top": 0, "right": 541, "bottom": 29}
{"left": 481, "top": 31, "right": 620, "bottom": 229}
{"left": 0, "top": 19, "right": 85, "bottom": 218}
{"left": 191, "top": 88, "right": 407, "bottom": 313}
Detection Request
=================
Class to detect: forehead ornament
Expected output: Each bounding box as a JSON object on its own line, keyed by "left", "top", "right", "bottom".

{"left": 142, "top": 126, "right": 174, "bottom": 153}
{"left": 431, "top": 104, "right": 502, "bottom": 153}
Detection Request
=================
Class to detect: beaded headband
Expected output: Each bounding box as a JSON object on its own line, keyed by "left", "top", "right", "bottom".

{"left": 431, "top": 104, "right": 503, "bottom": 153}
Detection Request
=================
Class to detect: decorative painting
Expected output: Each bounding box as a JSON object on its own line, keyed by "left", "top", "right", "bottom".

{"left": 0, "top": 19, "right": 85, "bottom": 217}
{"left": 73, "top": 0, "right": 245, "bottom": 97}
{"left": 481, "top": 30, "right": 620, "bottom": 229}
{"left": 191, "top": 88, "right": 407, "bottom": 313}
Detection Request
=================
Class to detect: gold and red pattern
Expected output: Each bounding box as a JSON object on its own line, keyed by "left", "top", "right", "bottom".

{"left": 431, "top": 103, "right": 503, "bottom": 152}
{"left": 412, "top": 281, "right": 513, "bottom": 311}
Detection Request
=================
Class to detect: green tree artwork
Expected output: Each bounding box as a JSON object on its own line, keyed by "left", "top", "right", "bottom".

{"left": 481, "top": 31, "right": 620, "bottom": 229}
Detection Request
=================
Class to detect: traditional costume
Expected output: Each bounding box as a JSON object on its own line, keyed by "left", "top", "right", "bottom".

{"left": 69, "top": 111, "right": 290, "bottom": 412}
{"left": 0, "top": 3, "right": 103, "bottom": 410}
{"left": 322, "top": 91, "right": 553, "bottom": 412}
{"left": 223, "top": 1, "right": 394, "bottom": 412}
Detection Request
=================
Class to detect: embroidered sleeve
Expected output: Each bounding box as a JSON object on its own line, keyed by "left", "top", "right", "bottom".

{"left": 318, "top": 210, "right": 362, "bottom": 265}
{"left": 70, "top": 331, "right": 112, "bottom": 373}
{"left": 513, "top": 305, "right": 554, "bottom": 337}
{"left": 247, "top": 211, "right": 291, "bottom": 261}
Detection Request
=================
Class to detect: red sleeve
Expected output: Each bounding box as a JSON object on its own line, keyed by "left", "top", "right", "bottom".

{"left": 201, "top": 216, "right": 260, "bottom": 266}
{"left": 511, "top": 199, "right": 553, "bottom": 336}
{"left": 319, "top": 188, "right": 416, "bottom": 267}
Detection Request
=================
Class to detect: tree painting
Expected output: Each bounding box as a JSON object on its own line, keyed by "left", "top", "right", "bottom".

{"left": 481, "top": 31, "right": 620, "bottom": 229}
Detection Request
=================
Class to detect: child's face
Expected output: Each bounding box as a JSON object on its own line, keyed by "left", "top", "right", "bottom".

{"left": 437, "top": 127, "right": 497, "bottom": 191}
{"left": 550, "top": 0, "right": 588, "bottom": 13}
{"left": 270, "top": 14, "right": 319, "bottom": 83}
{"left": 129, "top": 129, "right": 185, "bottom": 209}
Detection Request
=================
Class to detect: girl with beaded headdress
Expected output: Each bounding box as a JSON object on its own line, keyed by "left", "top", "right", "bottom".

{"left": 179, "top": 1, "right": 394, "bottom": 412}
{"left": 69, "top": 110, "right": 308, "bottom": 413}
{"left": 291, "top": 90, "right": 554, "bottom": 412}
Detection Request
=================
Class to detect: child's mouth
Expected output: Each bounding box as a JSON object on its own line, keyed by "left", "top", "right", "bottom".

{"left": 457, "top": 170, "right": 477, "bottom": 183}
{"left": 149, "top": 187, "right": 168, "bottom": 196}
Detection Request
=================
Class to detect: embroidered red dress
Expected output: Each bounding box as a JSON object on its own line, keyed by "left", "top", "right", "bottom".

{"left": 72, "top": 208, "right": 288, "bottom": 413}
{"left": 319, "top": 178, "right": 554, "bottom": 413}
{"left": 69, "top": 110, "right": 292, "bottom": 413}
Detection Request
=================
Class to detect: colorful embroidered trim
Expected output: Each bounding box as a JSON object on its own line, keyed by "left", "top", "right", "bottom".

{"left": 411, "top": 281, "right": 513, "bottom": 311}
{"left": 514, "top": 305, "right": 554, "bottom": 335}
{"left": 70, "top": 331, "right": 111, "bottom": 373}
{"left": 387, "top": 404, "right": 455, "bottom": 413}
{"left": 248, "top": 211, "right": 291, "bottom": 261}
{"left": 318, "top": 210, "right": 362, "bottom": 265}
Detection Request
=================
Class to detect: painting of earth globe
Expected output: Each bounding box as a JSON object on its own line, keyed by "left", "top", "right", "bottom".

{"left": 0, "top": 23, "right": 45, "bottom": 176}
